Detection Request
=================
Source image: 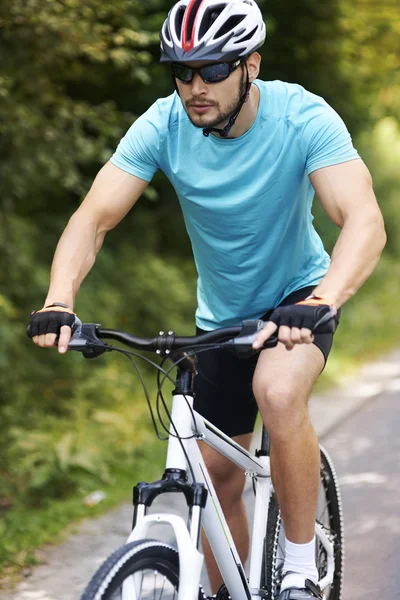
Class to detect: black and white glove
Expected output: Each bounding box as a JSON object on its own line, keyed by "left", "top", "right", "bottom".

{"left": 252, "top": 295, "right": 337, "bottom": 351}
{"left": 27, "top": 302, "right": 76, "bottom": 338}
{"left": 269, "top": 296, "right": 337, "bottom": 334}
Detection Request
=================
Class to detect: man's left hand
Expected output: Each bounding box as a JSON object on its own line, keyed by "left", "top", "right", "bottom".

{"left": 252, "top": 296, "right": 336, "bottom": 351}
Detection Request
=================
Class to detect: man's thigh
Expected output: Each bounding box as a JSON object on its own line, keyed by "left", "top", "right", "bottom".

{"left": 253, "top": 341, "right": 325, "bottom": 409}
{"left": 193, "top": 345, "right": 259, "bottom": 437}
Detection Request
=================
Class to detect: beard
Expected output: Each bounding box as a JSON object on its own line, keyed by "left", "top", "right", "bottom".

{"left": 184, "top": 70, "right": 246, "bottom": 130}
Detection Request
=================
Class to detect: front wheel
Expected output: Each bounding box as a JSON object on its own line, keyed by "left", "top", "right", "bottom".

{"left": 81, "top": 539, "right": 206, "bottom": 600}
{"left": 262, "top": 446, "right": 344, "bottom": 600}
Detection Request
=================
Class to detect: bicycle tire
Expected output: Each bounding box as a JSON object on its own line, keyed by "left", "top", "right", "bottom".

{"left": 81, "top": 539, "right": 206, "bottom": 600}
{"left": 262, "top": 446, "right": 344, "bottom": 600}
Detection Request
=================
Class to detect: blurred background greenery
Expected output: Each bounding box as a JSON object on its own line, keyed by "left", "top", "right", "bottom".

{"left": 0, "top": 0, "right": 399, "bottom": 578}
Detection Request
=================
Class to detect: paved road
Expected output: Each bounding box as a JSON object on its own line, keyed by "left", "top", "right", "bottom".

{"left": 1, "top": 351, "right": 399, "bottom": 599}
{"left": 322, "top": 380, "right": 400, "bottom": 599}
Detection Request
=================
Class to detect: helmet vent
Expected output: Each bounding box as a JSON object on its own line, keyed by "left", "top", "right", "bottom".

{"left": 215, "top": 15, "right": 246, "bottom": 38}
{"left": 164, "top": 25, "right": 172, "bottom": 42}
{"left": 238, "top": 25, "right": 257, "bottom": 42}
{"left": 198, "top": 6, "right": 225, "bottom": 39}
{"left": 175, "top": 6, "right": 186, "bottom": 39}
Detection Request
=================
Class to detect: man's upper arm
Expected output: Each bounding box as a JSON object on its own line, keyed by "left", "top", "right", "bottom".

{"left": 76, "top": 161, "right": 149, "bottom": 232}
{"left": 309, "top": 159, "right": 384, "bottom": 228}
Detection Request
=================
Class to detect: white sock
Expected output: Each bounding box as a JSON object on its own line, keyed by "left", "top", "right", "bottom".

{"left": 281, "top": 537, "right": 318, "bottom": 592}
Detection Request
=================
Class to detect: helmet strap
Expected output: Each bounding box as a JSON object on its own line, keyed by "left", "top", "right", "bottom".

{"left": 172, "top": 75, "right": 180, "bottom": 96}
{"left": 203, "top": 63, "right": 251, "bottom": 138}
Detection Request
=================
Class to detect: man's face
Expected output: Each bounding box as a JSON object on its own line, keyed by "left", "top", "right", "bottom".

{"left": 174, "top": 60, "right": 245, "bottom": 130}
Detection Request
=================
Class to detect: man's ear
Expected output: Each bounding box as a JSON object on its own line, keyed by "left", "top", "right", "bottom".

{"left": 246, "top": 52, "right": 261, "bottom": 82}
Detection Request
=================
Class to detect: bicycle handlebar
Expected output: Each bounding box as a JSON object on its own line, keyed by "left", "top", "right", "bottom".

{"left": 28, "top": 305, "right": 337, "bottom": 360}
{"left": 67, "top": 318, "right": 279, "bottom": 359}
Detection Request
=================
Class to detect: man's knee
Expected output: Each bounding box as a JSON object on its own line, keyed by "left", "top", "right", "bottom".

{"left": 253, "top": 379, "right": 309, "bottom": 437}
{"left": 253, "top": 375, "right": 306, "bottom": 412}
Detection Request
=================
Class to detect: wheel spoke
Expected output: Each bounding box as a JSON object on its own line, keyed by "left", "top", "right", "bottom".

{"left": 159, "top": 575, "right": 166, "bottom": 600}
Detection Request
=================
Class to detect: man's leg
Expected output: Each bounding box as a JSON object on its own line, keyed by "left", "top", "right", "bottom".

{"left": 252, "top": 343, "right": 324, "bottom": 559}
{"left": 199, "top": 433, "right": 253, "bottom": 593}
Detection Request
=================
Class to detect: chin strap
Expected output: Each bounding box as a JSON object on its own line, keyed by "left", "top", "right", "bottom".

{"left": 203, "top": 64, "right": 251, "bottom": 138}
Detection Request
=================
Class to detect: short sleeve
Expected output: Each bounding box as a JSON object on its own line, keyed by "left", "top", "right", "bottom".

{"left": 110, "top": 101, "right": 164, "bottom": 182}
{"left": 295, "top": 93, "right": 360, "bottom": 175}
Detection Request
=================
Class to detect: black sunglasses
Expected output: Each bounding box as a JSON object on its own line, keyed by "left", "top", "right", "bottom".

{"left": 171, "top": 59, "right": 242, "bottom": 84}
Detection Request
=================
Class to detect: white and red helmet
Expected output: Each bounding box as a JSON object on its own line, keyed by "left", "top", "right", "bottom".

{"left": 160, "top": 0, "right": 266, "bottom": 63}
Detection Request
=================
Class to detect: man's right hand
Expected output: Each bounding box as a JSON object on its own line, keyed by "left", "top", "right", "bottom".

{"left": 28, "top": 304, "right": 76, "bottom": 354}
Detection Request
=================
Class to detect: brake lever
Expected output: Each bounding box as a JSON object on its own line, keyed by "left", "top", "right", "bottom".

{"left": 68, "top": 319, "right": 111, "bottom": 359}
{"left": 230, "top": 320, "right": 279, "bottom": 358}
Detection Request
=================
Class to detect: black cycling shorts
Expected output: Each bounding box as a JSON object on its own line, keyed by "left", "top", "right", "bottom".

{"left": 193, "top": 286, "right": 340, "bottom": 438}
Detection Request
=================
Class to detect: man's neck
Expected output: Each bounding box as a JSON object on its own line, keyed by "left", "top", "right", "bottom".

{"left": 212, "top": 83, "right": 260, "bottom": 139}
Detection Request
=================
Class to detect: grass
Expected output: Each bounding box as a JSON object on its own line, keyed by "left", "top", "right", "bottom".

{"left": 0, "top": 445, "right": 165, "bottom": 587}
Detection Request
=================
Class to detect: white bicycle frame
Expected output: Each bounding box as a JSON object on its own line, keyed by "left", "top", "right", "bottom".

{"left": 127, "top": 393, "right": 335, "bottom": 600}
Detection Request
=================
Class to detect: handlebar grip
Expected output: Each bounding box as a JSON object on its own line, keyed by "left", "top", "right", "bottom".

{"left": 262, "top": 334, "right": 279, "bottom": 349}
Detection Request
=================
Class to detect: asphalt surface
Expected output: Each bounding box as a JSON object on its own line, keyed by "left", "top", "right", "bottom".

{"left": 322, "top": 380, "right": 400, "bottom": 599}
{"left": 1, "top": 351, "right": 399, "bottom": 600}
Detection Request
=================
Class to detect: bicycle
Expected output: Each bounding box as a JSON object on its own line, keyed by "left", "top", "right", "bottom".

{"left": 65, "top": 317, "right": 343, "bottom": 600}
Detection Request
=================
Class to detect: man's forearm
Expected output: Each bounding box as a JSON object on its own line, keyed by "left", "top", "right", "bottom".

{"left": 313, "top": 211, "right": 386, "bottom": 308}
{"left": 44, "top": 213, "right": 106, "bottom": 309}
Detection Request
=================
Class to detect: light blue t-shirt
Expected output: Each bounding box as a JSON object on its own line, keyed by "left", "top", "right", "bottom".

{"left": 111, "top": 80, "right": 359, "bottom": 330}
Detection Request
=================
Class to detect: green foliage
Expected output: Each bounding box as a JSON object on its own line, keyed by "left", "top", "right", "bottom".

{"left": 338, "top": 0, "right": 400, "bottom": 125}
{"left": 0, "top": 0, "right": 166, "bottom": 215}
{"left": 0, "top": 439, "right": 164, "bottom": 574}
{"left": 8, "top": 394, "right": 149, "bottom": 501}
{"left": 358, "top": 118, "right": 400, "bottom": 256}
{"left": 260, "top": 0, "right": 347, "bottom": 115}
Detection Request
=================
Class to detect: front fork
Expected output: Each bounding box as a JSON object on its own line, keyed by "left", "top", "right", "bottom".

{"left": 131, "top": 467, "right": 207, "bottom": 548}
{"left": 128, "top": 469, "right": 206, "bottom": 600}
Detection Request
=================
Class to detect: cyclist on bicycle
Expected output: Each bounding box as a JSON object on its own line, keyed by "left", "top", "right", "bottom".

{"left": 29, "top": 0, "right": 386, "bottom": 598}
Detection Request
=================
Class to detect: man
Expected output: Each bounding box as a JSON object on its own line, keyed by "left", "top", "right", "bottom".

{"left": 29, "top": 0, "right": 386, "bottom": 597}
